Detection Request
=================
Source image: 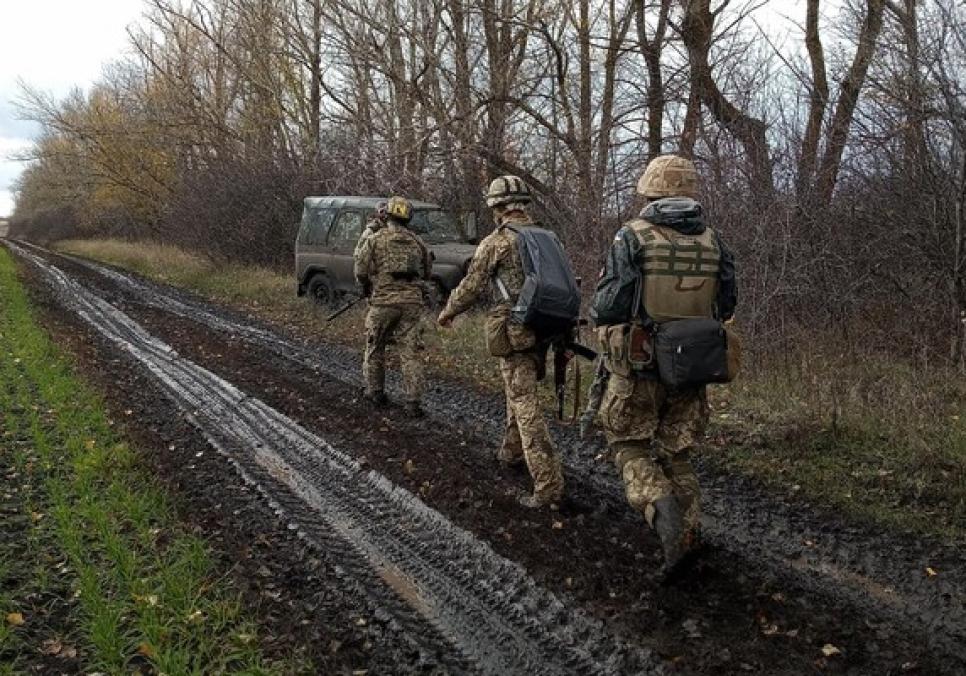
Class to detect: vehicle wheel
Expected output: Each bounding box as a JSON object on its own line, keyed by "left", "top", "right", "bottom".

{"left": 307, "top": 274, "right": 337, "bottom": 307}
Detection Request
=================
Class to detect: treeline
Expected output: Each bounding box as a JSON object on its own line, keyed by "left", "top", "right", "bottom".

{"left": 9, "top": 0, "right": 966, "bottom": 364}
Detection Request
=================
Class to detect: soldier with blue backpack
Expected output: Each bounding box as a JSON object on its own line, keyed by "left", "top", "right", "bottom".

{"left": 589, "top": 155, "right": 738, "bottom": 574}
{"left": 437, "top": 176, "right": 583, "bottom": 508}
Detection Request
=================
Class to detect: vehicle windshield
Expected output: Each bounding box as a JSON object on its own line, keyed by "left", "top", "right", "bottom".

{"left": 408, "top": 209, "right": 464, "bottom": 244}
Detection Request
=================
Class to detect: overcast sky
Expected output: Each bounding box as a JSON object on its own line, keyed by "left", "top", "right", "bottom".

{"left": 0, "top": 1, "right": 145, "bottom": 217}
{"left": 0, "top": 0, "right": 811, "bottom": 219}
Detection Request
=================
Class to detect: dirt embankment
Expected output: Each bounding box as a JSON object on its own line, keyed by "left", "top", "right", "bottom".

{"left": 8, "top": 240, "right": 966, "bottom": 675}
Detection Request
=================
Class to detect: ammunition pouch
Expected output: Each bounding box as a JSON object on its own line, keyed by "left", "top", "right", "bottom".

{"left": 596, "top": 323, "right": 655, "bottom": 378}
{"left": 653, "top": 318, "right": 740, "bottom": 388}
{"left": 485, "top": 306, "right": 536, "bottom": 358}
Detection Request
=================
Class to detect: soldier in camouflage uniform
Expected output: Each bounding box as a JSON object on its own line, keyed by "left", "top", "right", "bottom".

{"left": 590, "top": 155, "right": 737, "bottom": 572}
{"left": 354, "top": 196, "right": 432, "bottom": 415}
{"left": 354, "top": 201, "right": 388, "bottom": 261}
{"left": 437, "top": 176, "right": 565, "bottom": 508}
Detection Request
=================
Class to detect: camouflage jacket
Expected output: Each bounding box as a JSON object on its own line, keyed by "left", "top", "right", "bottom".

{"left": 354, "top": 222, "right": 431, "bottom": 306}
{"left": 439, "top": 211, "right": 529, "bottom": 320}
{"left": 353, "top": 217, "right": 385, "bottom": 259}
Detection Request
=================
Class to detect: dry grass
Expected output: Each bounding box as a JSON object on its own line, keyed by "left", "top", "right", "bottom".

{"left": 57, "top": 238, "right": 966, "bottom": 540}
{"left": 707, "top": 347, "right": 966, "bottom": 539}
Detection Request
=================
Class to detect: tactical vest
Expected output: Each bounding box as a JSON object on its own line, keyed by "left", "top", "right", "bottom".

{"left": 628, "top": 219, "right": 721, "bottom": 323}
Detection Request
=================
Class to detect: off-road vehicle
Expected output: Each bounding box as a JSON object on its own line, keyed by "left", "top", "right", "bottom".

{"left": 295, "top": 196, "right": 478, "bottom": 306}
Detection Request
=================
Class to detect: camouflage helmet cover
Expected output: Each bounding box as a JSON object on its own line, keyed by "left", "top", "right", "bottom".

{"left": 485, "top": 175, "right": 531, "bottom": 209}
{"left": 637, "top": 155, "right": 699, "bottom": 199}
{"left": 386, "top": 195, "right": 413, "bottom": 223}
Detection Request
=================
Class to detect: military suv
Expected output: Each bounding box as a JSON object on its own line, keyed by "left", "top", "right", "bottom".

{"left": 295, "top": 196, "right": 478, "bottom": 306}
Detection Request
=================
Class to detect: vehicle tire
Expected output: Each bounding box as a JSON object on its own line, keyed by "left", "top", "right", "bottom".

{"left": 306, "top": 274, "right": 337, "bottom": 308}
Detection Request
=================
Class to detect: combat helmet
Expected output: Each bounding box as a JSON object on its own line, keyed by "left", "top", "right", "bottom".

{"left": 485, "top": 175, "right": 532, "bottom": 209}
{"left": 386, "top": 196, "right": 413, "bottom": 223}
{"left": 637, "top": 155, "right": 699, "bottom": 199}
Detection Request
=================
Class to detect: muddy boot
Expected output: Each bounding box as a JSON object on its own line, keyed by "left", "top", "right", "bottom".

{"left": 365, "top": 390, "right": 388, "bottom": 406}
{"left": 404, "top": 401, "right": 425, "bottom": 418}
{"left": 496, "top": 446, "right": 525, "bottom": 468}
{"left": 652, "top": 496, "right": 689, "bottom": 575}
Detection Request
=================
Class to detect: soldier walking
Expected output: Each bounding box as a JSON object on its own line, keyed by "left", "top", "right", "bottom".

{"left": 437, "top": 176, "right": 565, "bottom": 508}
{"left": 354, "top": 196, "right": 432, "bottom": 416}
{"left": 589, "top": 155, "right": 737, "bottom": 572}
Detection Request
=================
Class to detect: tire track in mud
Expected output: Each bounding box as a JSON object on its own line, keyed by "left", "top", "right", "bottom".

{"left": 7, "top": 241, "right": 663, "bottom": 675}
{"left": 24, "top": 241, "right": 966, "bottom": 666}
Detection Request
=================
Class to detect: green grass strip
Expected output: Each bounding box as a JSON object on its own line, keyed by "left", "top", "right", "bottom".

{"left": 0, "top": 247, "right": 293, "bottom": 674}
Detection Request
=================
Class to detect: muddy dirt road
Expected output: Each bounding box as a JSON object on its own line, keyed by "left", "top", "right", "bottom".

{"left": 7, "top": 240, "right": 965, "bottom": 674}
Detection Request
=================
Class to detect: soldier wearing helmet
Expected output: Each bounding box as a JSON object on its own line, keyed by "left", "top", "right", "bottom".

{"left": 589, "top": 155, "right": 737, "bottom": 573}
{"left": 354, "top": 196, "right": 433, "bottom": 415}
{"left": 354, "top": 201, "right": 389, "bottom": 282}
{"left": 437, "top": 176, "right": 565, "bottom": 508}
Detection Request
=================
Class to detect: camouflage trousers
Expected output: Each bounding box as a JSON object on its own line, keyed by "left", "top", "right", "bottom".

{"left": 498, "top": 352, "right": 564, "bottom": 501}
{"left": 363, "top": 304, "right": 425, "bottom": 403}
{"left": 598, "top": 372, "right": 707, "bottom": 531}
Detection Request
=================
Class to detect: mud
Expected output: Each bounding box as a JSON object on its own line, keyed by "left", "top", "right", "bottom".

{"left": 9, "top": 240, "right": 966, "bottom": 675}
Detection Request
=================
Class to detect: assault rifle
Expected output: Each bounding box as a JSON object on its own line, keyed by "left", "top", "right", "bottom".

{"left": 578, "top": 357, "right": 609, "bottom": 439}
{"left": 326, "top": 295, "right": 363, "bottom": 322}
{"left": 549, "top": 326, "right": 597, "bottom": 424}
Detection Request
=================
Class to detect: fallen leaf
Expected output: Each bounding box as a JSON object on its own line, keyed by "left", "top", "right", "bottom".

{"left": 41, "top": 639, "right": 63, "bottom": 655}
{"left": 5, "top": 612, "right": 24, "bottom": 626}
{"left": 552, "top": 520, "right": 564, "bottom": 530}
{"left": 926, "top": 567, "right": 938, "bottom": 577}
{"left": 136, "top": 642, "right": 155, "bottom": 658}
{"left": 84, "top": 440, "right": 96, "bottom": 451}
{"left": 821, "top": 644, "right": 841, "bottom": 657}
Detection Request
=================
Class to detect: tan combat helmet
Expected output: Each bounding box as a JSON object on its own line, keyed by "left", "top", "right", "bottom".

{"left": 485, "top": 175, "right": 532, "bottom": 209}
{"left": 637, "top": 155, "right": 699, "bottom": 199}
{"left": 386, "top": 195, "right": 413, "bottom": 223}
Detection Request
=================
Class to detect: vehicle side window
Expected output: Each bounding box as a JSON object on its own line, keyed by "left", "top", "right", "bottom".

{"left": 302, "top": 208, "right": 335, "bottom": 245}
{"left": 328, "top": 211, "right": 364, "bottom": 247}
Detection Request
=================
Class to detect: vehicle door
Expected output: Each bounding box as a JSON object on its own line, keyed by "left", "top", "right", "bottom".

{"left": 325, "top": 209, "right": 365, "bottom": 292}
{"left": 297, "top": 207, "right": 336, "bottom": 283}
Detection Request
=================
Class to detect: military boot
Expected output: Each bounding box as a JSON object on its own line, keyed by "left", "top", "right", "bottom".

{"left": 496, "top": 446, "right": 525, "bottom": 468}
{"left": 651, "top": 496, "right": 690, "bottom": 574}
